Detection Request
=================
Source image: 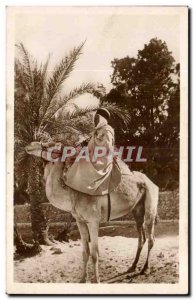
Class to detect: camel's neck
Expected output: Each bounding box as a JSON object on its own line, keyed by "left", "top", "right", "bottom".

{"left": 44, "top": 162, "right": 72, "bottom": 212}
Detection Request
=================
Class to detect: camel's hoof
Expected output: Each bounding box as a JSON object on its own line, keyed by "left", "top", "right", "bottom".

{"left": 127, "top": 266, "right": 136, "bottom": 273}
{"left": 91, "top": 277, "right": 100, "bottom": 283}
{"left": 140, "top": 267, "right": 150, "bottom": 275}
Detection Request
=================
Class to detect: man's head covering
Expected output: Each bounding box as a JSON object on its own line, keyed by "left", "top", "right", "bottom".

{"left": 96, "top": 108, "right": 110, "bottom": 122}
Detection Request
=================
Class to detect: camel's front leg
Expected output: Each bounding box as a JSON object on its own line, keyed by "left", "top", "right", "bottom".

{"left": 87, "top": 221, "right": 100, "bottom": 283}
{"left": 76, "top": 221, "right": 90, "bottom": 283}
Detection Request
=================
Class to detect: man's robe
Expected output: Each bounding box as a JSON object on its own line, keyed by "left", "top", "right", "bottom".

{"left": 65, "top": 124, "right": 121, "bottom": 195}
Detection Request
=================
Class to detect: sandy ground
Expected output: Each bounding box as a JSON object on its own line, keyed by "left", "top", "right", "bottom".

{"left": 14, "top": 235, "right": 178, "bottom": 283}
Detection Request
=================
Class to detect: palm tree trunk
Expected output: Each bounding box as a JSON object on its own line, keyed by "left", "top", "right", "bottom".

{"left": 28, "top": 157, "right": 53, "bottom": 245}
{"left": 14, "top": 225, "right": 42, "bottom": 256}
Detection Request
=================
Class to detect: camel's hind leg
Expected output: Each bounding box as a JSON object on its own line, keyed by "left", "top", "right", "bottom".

{"left": 127, "top": 197, "right": 146, "bottom": 273}
{"left": 140, "top": 183, "right": 158, "bottom": 274}
{"left": 76, "top": 220, "right": 90, "bottom": 283}
{"left": 140, "top": 217, "right": 155, "bottom": 275}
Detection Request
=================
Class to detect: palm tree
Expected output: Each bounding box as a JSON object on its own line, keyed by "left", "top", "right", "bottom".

{"left": 14, "top": 42, "right": 130, "bottom": 246}
{"left": 14, "top": 42, "right": 96, "bottom": 245}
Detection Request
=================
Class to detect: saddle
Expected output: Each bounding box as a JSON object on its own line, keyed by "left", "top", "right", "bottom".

{"left": 61, "top": 155, "right": 145, "bottom": 196}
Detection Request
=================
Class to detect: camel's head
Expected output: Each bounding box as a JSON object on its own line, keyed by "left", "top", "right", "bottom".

{"left": 25, "top": 142, "right": 42, "bottom": 157}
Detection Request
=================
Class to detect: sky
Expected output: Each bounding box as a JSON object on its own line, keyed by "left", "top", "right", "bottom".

{"left": 15, "top": 7, "right": 180, "bottom": 105}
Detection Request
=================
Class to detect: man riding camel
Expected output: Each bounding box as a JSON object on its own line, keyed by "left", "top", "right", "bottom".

{"left": 65, "top": 108, "right": 122, "bottom": 195}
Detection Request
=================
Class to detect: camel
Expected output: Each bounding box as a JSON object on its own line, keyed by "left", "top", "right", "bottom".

{"left": 25, "top": 141, "right": 159, "bottom": 283}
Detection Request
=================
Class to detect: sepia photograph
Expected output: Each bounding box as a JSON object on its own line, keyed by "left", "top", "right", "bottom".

{"left": 6, "top": 6, "right": 188, "bottom": 294}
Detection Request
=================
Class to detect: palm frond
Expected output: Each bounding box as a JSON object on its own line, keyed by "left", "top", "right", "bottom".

{"left": 65, "top": 103, "right": 97, "bottom": 120}
{"left": 41, "top": 53, "right": 51, "bottom": 82}
{"left": 101, "top": 101, "right": 131, "bottom": 127}
{"left": 15, "top": 41, "right": 102, "bottom": 165}
{"left": 62, "top": 82, "right": 95, "bottom": 105}
{"left": 43, "top": 103, "right": 95, "bottom": 139}
{"left": 15, "top": 48, "right": 49, "bottom": 130}
{"left": 40, "top": 82, "right": 94, "bottom": 126}
{"left": 42, "top": 42, "right": 86, "bottom": 120}
{"left": 39, "top": 54, "right": 51, "bottom": 119}
{"left": 16, "top": 43, "right": 34, "bottom": 92}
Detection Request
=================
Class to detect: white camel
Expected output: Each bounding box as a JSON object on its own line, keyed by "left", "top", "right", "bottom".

{"left": 25, "top": 141, "right": 159, "bottom": 283}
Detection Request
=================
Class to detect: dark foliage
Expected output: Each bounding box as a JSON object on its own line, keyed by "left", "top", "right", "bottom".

{"left": 103, "top": 38, "right": 180, "bottom": 189}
